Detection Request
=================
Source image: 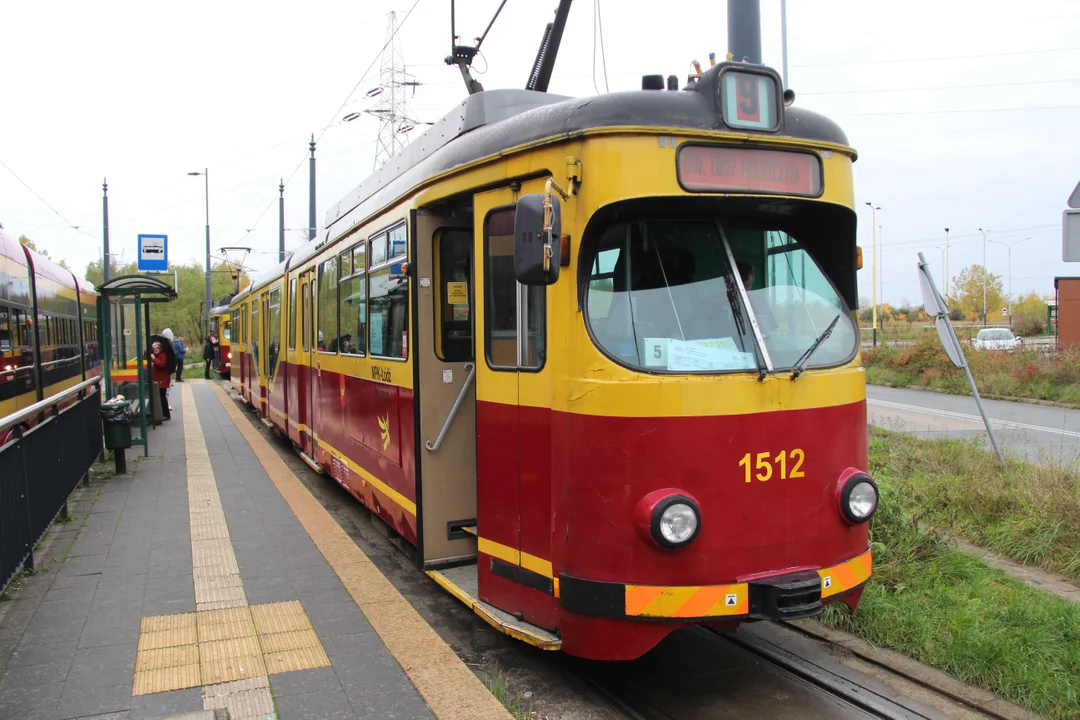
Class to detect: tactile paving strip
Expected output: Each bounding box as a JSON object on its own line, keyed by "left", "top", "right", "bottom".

{"left": 132, "top": 385, "right": 330, "bottom": 720}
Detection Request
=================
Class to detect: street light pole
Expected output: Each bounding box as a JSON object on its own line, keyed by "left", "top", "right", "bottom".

{"left": 989, "top": 236, "right": 1032, "bottom": 328}
{"left": 865, "top": 203, "right": 880, "bottom": 346}
{"left": 978, "top": 227, "right": 989, "bottom": 325}
{"left": 188, "top": 169, "right": 211, "bottom": 333}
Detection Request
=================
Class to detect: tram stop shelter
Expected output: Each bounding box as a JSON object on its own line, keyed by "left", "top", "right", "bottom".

{"left": 97, "top": 274, "right": 177, "bottom": 456}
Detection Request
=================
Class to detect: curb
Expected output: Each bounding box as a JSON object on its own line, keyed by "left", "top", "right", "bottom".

{"left": 784, "top": 619, "right": 1039, "bottom": 720}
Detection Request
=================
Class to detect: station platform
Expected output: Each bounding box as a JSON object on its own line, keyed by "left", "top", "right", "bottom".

{"left": 0, "top": 380, "right": 511, "bottom": 720}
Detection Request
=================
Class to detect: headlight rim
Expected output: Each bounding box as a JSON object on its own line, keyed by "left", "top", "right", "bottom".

{"left": 650, "top": 494, "right": 702, "bottom": 550}
{"left": 838, "top": 473, "right": 878, "bottom": 525}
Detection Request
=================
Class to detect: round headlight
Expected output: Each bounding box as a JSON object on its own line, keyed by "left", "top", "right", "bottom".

{"left": 839, "top": 475, "right": 878, "bottom": 524}
{"left": 651, "top": 496, "right": 701, "bottom": 549}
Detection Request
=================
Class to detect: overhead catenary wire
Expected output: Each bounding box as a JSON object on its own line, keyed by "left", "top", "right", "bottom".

{"left": 592, "top": 0, "right": 609, "bottom": 95}
{"left": 237, "top": 0, "right": 423, "bottom": 243}
{"left": 0, "top": 157, "right": 99, "bottom": 240}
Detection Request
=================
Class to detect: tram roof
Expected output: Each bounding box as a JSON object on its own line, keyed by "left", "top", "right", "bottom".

{"left": 319, "top": 73, "right": 850, "bottom": 244}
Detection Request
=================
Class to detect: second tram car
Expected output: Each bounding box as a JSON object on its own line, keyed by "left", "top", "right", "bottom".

{"left": 209, "top": 304, "right": 232, "bottom": 378}
{"left": 0, "top": 229, "right": 100, "bottom": 435}
{"left": 231, "top": 58, "right": 875, "bottom": 660}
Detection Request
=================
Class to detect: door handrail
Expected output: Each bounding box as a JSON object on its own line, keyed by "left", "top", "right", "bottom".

{"left": 425, "top": 363, "right": 475, "bottom": 452}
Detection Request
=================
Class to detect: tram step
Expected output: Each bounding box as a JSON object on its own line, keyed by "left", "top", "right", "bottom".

{"left": 297, "top": 450, "right": 324, "bottom": 475}
{"left": 260, "top": 417, "right": 274, "bottom": 430}
{"left": 460, "top": 525, "right": 477, "bottom": 536}
{"left": 427, "top": 564, "right": 561, "bottom": 651}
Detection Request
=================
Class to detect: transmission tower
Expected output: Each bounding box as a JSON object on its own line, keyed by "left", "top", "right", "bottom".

{"left": 368, "top": 12, "right": 421, "bottom": 170}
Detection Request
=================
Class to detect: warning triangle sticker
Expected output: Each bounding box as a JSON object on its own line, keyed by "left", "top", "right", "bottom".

{"left": 725, "top": 594, "right": 738, "bottom": 606}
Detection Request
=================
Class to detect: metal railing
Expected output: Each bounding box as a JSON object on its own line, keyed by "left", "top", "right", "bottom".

{"left": 0, "top": 377, "right": 103, "bottom": 593}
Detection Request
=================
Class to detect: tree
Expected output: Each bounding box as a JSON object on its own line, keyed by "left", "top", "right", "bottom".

{"left": 85, "top": 259, "right": 249, "bottom": 346}
{"left": 950, "top": 265, "right": 1004, "bottom": 323}
{"left": 1011, "top": 291, "right": 1050, "bottom": 335}
{"left": 19, "top": 234, "right": 70, "bottom": 270}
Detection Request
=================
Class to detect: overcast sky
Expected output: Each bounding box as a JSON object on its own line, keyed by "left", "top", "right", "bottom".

{"left": 2, "top": 0, "right": 1078, "bottom": 309}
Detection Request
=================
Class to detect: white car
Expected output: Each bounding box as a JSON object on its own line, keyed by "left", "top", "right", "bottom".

{"left": 971, "top": 328, "right": 1023, "bottom": 351}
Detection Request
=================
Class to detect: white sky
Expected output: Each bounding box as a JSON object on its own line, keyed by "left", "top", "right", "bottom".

{"left": 1, "top": 0, "right": 1078, "bottom": 308}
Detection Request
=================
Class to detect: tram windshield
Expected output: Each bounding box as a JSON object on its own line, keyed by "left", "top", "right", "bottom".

{"left": 584, "top": 219, "right": 858, "bottom": 375}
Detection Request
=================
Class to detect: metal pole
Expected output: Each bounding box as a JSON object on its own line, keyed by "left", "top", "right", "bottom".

{"left": 102, "top": 179, "right": 111, "bottom": 283}
{"left": 204, "top": 168, "right": 211, "bottom": 333}
{"left": 780, "top": 0, "right": 788, "bottom": 88}
{"left": 727, "top": 0, "right": 762, "bottom": 63}
{"left": 866, "top": 204, "right": 878, "bottom": 346}
{"left": 980, "top": 228, "right": 988, "bottom": 326}
{"left": 279, "top": 180, "right": 285, "bottom": 263}
{"left": 134, "top": 296, "right": 147, "bottom": 456}
{"left": 944, "top": 227, "right": 950, "bottom": 298}
{"left": 309, "top": 136, "right": 317, "bottom": 242}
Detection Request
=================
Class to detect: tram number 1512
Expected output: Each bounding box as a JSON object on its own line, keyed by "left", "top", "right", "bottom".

{"left": 738, "top": 449, "right": 806, "bottom": 483}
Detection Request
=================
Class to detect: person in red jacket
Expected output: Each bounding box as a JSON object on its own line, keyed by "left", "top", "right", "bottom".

{"left": 151, "top": 342, "right": 172, "bottom": 421}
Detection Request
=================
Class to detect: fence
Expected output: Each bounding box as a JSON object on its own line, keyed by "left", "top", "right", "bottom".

{"left": 0, "top": 378, "right": 103, "bottom": 593}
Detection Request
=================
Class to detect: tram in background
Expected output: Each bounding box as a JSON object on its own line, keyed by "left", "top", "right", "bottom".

{"left": 230, "top": 27, "right": 875, "bottom": 661}
{"left": 208, "top": 304, "right": 232, "bottom": 378}
{"left": 0, "top": 229, "right": 100, "bottom": 436}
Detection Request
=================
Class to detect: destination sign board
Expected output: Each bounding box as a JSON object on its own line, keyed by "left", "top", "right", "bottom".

{"left": 677, "top": 146, "right": 822, "bottom": 197}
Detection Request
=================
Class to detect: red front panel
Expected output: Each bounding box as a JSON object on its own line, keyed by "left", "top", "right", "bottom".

{"left": 476, "top": 399, "right": 523, "bottom": 620}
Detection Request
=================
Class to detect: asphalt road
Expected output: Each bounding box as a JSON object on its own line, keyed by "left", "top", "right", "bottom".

{"left": 867, "top": 385, "right": 1080, "bottom": 466}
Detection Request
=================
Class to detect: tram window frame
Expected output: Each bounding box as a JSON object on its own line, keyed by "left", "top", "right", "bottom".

{"left": 317, "top": 257, "right": 338, "bottom": 354}
{"left": 483, "top": 206, "right": 546, "bottom": 372}
{"left": 434, "top": 228, "right": 474, "bottom": 362}
{"left": 0, "top": 304, "right": 11, "bottom": 353}
{"left": 288, "top": 278, "right": 297, "bottom": 351}
{"left": 250, "top": 300, "right": 261, "bottom": 378}
{"left": 367, "top": 222, "right": 409, "bottom": 362}
{"left": 268, "top": 287, "right": 282, "bottom": 379}
{"left": 338, "top": 243, "right": 367, "bottom": 357}
{"left": 301, "top": 279, "right": 310, "bottom": 352}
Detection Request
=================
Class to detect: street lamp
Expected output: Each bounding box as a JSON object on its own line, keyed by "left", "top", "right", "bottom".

{"left": 188, "top": 169, "right": 211, "bottom": 333}
{"left": 864, "top": 203, "right": 881, "bottom": 346}
{"left": 978, "top": 227, "right": 990, "bottom": 325}
{"left": 988, "top": 236, "right": 1033, "bottom": 327}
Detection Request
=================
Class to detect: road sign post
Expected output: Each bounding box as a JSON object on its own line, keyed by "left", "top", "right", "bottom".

{"left": 137, "top": 234, "right": 168, "bottom": 272}
{"left": 918, "top": 252, "right": 1004, "bottom": 462}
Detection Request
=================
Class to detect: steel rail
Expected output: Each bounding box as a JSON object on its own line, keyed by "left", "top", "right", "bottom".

{"left": 0, "top": 376, "right": 100, "bottom": 433}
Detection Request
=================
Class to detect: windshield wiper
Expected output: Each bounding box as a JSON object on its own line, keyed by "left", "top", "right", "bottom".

{"left": 790, "top": 314, "right": 841, "bottom": 380}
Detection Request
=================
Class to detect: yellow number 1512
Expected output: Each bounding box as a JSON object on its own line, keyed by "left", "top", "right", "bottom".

{"left": 738, "top": 449, "right": 806, "bottom": 483}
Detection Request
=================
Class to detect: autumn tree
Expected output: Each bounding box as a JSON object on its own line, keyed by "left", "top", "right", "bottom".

{"left": 950, "top": 265, "right": 1004, "bottom": 323}
{"left": 1011, "top": 291, "right": 1050, "bottom": 335}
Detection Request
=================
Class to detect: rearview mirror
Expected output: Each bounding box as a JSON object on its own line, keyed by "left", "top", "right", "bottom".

{"left": 514, "top": 194, "right": 560, "bottom": 286}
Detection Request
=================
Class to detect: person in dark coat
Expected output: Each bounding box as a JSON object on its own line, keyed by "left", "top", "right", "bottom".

{"left": 203, "top": 337, "right": 215, "bottom": 379}
{"left": 173, "top": 335, "right": 187, "bottom": 382}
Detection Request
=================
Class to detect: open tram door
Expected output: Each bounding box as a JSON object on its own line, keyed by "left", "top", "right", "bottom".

{"left": 415, "top": 187, "right": 561, "bottom": 648}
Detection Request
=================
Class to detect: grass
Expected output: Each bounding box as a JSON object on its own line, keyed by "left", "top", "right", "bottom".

{"left": 822, "top": 428, "right": 1080, "bottom": 719}
{"left": 487, "top": 666, "right": 535, "bottom": 720}
{"left": 863, "top": 338, "right": 1080, "bottom": 405}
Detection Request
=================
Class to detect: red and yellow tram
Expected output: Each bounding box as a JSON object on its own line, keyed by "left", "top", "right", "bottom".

{"left": 231, "top": 59, "right": 874, "bottom": 660}
{"left": 209, "top": 304, "right": 232, "bottom": 378}
{"left": 0, "top": 229, "right": 100, "bottom": 435}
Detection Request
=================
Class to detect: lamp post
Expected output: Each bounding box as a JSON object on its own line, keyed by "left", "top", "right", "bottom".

{"left": 865, "top": 203, "right": 880, "bottom": 346}
{"left": 988, "top": 236, "right": 1032, "bottom": 327}
{"left": 978, "top": 227, "right": 990, "bottom": 325}
{"left": 188, "top": 169, "right": 211, "bottom": 332}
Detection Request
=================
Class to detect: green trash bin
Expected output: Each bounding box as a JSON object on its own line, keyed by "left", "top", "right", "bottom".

{"left": 101, "top": 400, "right": 132, "bottom": 450}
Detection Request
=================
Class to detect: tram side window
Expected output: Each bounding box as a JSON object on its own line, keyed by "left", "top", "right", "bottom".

{"left": 268, "top": 289, "right": 281, "bottom": 377}
{"left": 301, "top": 280, "right": 310, "bottom": 352}
{"left": 435, "top": 229, "right": 473, "bottom": 362}
{"left": 288, "top": 279, "right": 297, "bottom": 351}
{"left": 485, "top": 209, "right": 544, "bottom": 369}
{"left": 317, "top": 258, "right": 337, "bottom": 352}
{"left": 369, "top": 226, "right": 408, "bottom": 360}
{"left": 338, "top": 244, "right": 366, "bottom": 356}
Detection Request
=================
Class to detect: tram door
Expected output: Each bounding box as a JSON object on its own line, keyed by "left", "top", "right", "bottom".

{"left": 473, "top": 189, "right": 556, "bottom": 629}
{"left": 415, "top": 210, "right": 479, "bottom": 568}
{"left": 298, "top": 270, "right": 316, "bottom": 457}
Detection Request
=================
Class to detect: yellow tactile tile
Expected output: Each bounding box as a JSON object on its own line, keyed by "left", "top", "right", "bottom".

{"left": 256, "top": 628, "right": 322, "bottom": 654}
{"left": 136, "top": 644, "right": 200, "bottom": 672}
{"left": 133, "top": 663, "right": 202, "bottom": 696}
{"left": 199, "top": 636, "right": 266, "bottom": 685}
{"left": 140, "top": 613, "right": 196, "bottom": 636}
{"left": 250, "top": 601, "right": 310, "bottom": 634}
{"left": 197, "top": 607, "right": 257, "bottom": 642}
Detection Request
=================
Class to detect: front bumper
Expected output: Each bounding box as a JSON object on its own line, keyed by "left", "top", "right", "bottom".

{"left": 559, "top": 547, "right": 871, "bottom": 622}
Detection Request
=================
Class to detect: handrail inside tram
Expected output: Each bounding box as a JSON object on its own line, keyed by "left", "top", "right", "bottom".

{"left": 0, "top": 377, "right": 100, "bottom": 433}
{"left": 424, "top": 363, "right": 476, "bottom": 452}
